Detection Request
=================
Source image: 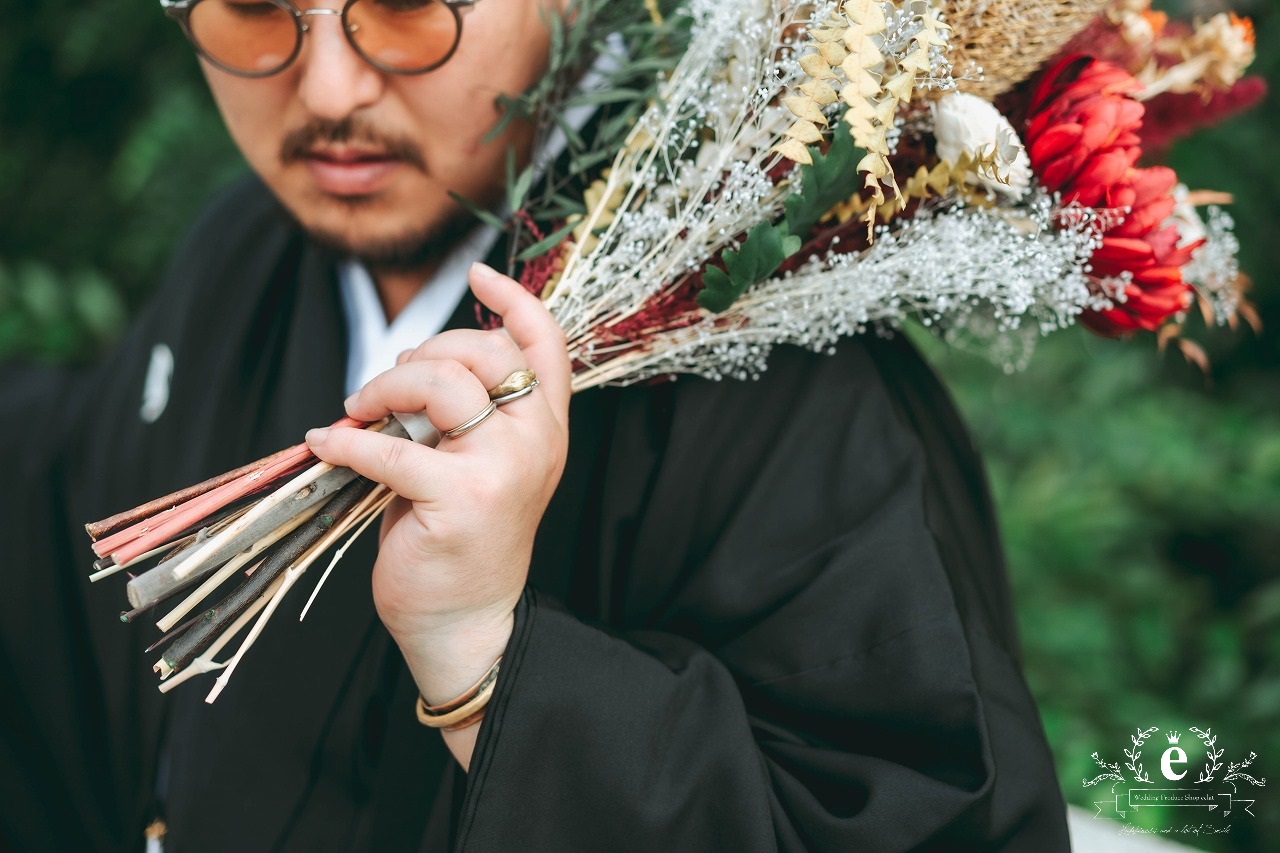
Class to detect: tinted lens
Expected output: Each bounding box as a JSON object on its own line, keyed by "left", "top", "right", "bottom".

{"left": 188, "top": 0, "right": 299, "bottom": 75}
{"left": 345, "top": 0, "right": 462, "bottom": 73}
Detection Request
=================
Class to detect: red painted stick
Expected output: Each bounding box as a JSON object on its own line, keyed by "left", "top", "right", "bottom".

{"left": 91, "top": 416, "right": 367, "bottom": 562}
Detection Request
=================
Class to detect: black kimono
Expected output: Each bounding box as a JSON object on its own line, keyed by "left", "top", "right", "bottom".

{"left": 0, "top": 177, "right": 1070, "bottom": 851}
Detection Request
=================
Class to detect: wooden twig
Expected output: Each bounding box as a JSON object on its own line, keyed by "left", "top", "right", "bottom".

{"left": 91, "top": 539, "right": 190, "bottom": 584}
{"left": 152, "top": 507, "right": 309, "bottom": 634}
{"left": 157, "top": 477, "right": 379, "bottom": 675}
{"left": 125, "top": 461, "right": 353, "bottom": 610}
{"left": 85, "top": 444, "right": 301, "bottom": 541}
{"left": 299, "top": 486, "right": 394, "bottom": 622}
{"left": 95, "top": 459, "right": 310, "bottom": 564}
{"left": 117, "top": 565, "right": 217, "bottom": 623}
{"left": 124, "top": 418, "right": 402, "bottom": 609}
{"left": 205, "top": 483, "right": 392, "bottom": 702}
{"left": 146, "top": 608, "right": 212, "bottom": 654}
{"left": 156, "top": 574, "right": 287, "bottom": 693}
{"left": 90, "top": 500, "right": 259, "bottom": 583}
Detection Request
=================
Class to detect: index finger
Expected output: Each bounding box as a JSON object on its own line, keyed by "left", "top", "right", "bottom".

{"left": 467, "top": 263, "right": 571, "bottom": 419}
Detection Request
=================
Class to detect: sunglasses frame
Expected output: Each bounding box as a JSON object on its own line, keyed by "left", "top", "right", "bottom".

{"left": 160, "top": 0, "right": 478, "bottom": 78}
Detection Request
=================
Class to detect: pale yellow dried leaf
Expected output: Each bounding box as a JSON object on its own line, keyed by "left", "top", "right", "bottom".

{"left": 842, "top": 0, "right": 886, "bottom": 32}
{"left": 916, "top": 14, "right": 950, "bottom": 48}
{"left": 884, "top": 70, "right": 915, "bottom": 100}
{"left": 843, "top": 100, "right": 875, "bottom": 123}
{"left": 809, "top": 26, "right": 842, "bottom": 43}
{"left": 841, "top": 33, "right": 884, "bottom": 72}
{"left": 784, "top": 95, "right": 827, "bottom": 124}
{"left": 624, "top": 128, "right": 653, "bottom": 154}
{"left": 863, "top": 172, "right": 885, "bottom": 203}
{"left": 900, "top": 166, "right": 929, "bottom": 200}
{"left": 899, "top": 48, "right": 931, "bottom": 75}
{"left": 840, "top": 75, "right": 881, "bottom": 104}
{"left": 926, "top": 162, "right": 953, "bottom": 194}
{"left": 784, "top": 120, "right": 824, "bottom": 144}
{"left": 857, "top": 151, "right": 891, "bottom": 178}
{"left": 818, "top": 40, "right": 848, "bottom": 66}
{"left": 772, "top": 137, "right": 814, "bottom": 164}
{"left": 799, "top": 53, "right": 836, "bottom": 80}
{"left": 582, "top": 179, "right": 608, "bottom": 211}
{"left": 872, "top": 97, "right": 898, "bottom": 126}
{"left": 844, "top": 111, "right": 877, "bottom": 139}
{"left": 852, "top": 124, "right": 889, "bottom": 153}
{"left": 800, "top": 79, "right": 840, "bottom": 105}
{"left": 843, "top": 103, "right": 888, "bottom": 146}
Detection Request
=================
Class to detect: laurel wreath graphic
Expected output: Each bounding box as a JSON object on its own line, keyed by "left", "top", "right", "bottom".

{"left": 1084, "top": 726, "right": 1267, "bottom": 790}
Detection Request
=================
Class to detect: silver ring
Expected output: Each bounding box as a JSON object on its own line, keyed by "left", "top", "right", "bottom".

{"left": 442, "top": 401, "right": 497, "bottom": 439}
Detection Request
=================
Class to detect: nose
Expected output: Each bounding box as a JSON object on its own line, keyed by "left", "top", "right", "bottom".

{"left": 294, "top": 11, "right": 385, "bottom": 121}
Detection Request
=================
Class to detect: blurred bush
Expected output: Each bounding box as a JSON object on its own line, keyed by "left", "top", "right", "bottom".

{"left": 0, "top": 0, "right": 242, "bottom": 363}
{"left": 920, "top": 3, "right": 1280, "bottom": 848}
{"left": 1, "top": 1, "right": 1276, "bottom": 851}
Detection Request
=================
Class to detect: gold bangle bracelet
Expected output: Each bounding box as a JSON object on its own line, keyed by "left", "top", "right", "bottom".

{"left": 419, "top": 657, "right": 502, "bottom": 713}
{"left": 416, "top": 679, "right": 496, "bottom": 729}
{"left": 415, "top": 657, "right": 502, "bottom": 729}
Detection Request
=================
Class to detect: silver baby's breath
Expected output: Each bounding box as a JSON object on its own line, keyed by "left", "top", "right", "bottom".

{"left": 1184, "top": 206, "right": 1242, "bottom": 323}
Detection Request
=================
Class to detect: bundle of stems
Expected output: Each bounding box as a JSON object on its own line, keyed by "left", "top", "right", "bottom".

{"left": 86, "top": 415, "right": 401, "bottom": 703}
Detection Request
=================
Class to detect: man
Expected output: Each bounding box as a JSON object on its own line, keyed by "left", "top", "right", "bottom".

{"left": 0, "top": 0, "right": 1070, "bottom": 849}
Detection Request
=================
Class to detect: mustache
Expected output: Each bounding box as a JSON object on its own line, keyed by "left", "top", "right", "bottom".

{"left": 279, "top": 118, "right": 427, "bottom": 172}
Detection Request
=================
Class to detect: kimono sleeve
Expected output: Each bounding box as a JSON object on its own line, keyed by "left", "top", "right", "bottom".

{"left": 451, "top": 340, "right": 1070, "bottom": 852}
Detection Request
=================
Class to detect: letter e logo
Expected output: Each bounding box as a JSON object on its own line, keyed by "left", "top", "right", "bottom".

{"left": 1161, "top": 746, "right": 1188, "bottom": 781}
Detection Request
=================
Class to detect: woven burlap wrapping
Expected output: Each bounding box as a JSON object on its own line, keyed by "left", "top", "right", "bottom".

{"left": 945, "top": 0, "right": 1112, "bottom": 99}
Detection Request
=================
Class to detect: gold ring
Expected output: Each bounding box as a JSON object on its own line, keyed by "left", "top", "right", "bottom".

{"left": 442, "top": 401, "right": 497, "bottom": 439}
{"left": 487, "top": 370, "right": 540, "bottom": 405}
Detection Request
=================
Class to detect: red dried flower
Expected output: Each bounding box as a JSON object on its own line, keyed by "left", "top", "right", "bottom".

{"left": 1026, "top": 56, "right": 1199, "bottom": 336}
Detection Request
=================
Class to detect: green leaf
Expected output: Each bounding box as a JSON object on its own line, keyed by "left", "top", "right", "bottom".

{"left": 565, "top": 87, "right": 647, "bottom": 108}
{"left": 697, "top": 267, "right": 736, "bottom": 314}
{"left": 697, "top": 127, "right": 861, "bottom": 314}
{"left": 508, "top": 164, "right": 536, "bottom": 214}
{"left": 551, "top": 112, "right": 587, "bottom": 153}
{"left": 697, "top": 221, "right": 800, "bottom": 313}
{"left": 538, "top": 194, "right": 589, "bottom": 220}
{"left": 447, "top": 191, "right": 508, "bottom": 232}
{"left": 546, "top": 9, "right": 566, "bottom": 72}
{"left": 783, "top": 121, "right": 864, "bottom": 237}
{"left": 514, "top": 220, "right": 579, "bottom": 262}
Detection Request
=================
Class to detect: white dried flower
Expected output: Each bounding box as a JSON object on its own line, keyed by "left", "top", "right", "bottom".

{"left": 932, "top": 92, "right": 1031, "bottom": 199}
{"left": 1168, "top": 184, "right": 1207, "bottom": 248}
{"left": 1188, "top": 12, "right": 1256, "bottom": 90}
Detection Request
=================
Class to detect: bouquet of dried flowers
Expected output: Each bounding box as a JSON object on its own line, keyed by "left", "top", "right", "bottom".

{"left": 88, "top": 0, "right": 1263, "bottom": 701}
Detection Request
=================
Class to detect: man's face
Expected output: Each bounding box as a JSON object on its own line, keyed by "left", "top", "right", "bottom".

{"left": 200, "top": 0, "right": 557, "bottom": 267}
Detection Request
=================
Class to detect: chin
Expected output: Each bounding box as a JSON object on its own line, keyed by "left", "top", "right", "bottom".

{"left": 302, "top": 208, "right": 479, "bottom": 272}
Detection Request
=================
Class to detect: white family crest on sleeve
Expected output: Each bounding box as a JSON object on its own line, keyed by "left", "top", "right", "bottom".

{"left": 140, "top": 343, "right": 174, "bottom": 424}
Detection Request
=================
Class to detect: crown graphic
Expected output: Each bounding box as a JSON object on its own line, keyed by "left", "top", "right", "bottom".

{"left": 1166, "top": 731, "right": 1181, "bottom": 744}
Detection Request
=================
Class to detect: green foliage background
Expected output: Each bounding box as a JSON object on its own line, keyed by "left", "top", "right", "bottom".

{"left": 1, "top": 1, "right": 1276, "bottom": 848}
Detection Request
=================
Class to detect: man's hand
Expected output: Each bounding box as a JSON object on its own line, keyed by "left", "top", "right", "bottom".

{"left": 305, "top": 262, "right": 570, "bottom": 763}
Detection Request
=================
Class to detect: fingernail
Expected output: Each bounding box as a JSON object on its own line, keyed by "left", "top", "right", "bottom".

{"left": 343, "top": 392, "right": 360, "bottom": 413}
{"left": 470, "top": 261, "right": 500, "bottom": 283}
{"left": 306, "top": 428, "right": 329, "bottom": 447}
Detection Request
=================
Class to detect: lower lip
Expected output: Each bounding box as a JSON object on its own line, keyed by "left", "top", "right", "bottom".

{"left": 304, "top": 157, "right": 401, "bottom": 196}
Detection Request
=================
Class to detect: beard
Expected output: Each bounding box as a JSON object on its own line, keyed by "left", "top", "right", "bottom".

{"left": 304, "top": 198, "right": 485, "bottom": 273}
